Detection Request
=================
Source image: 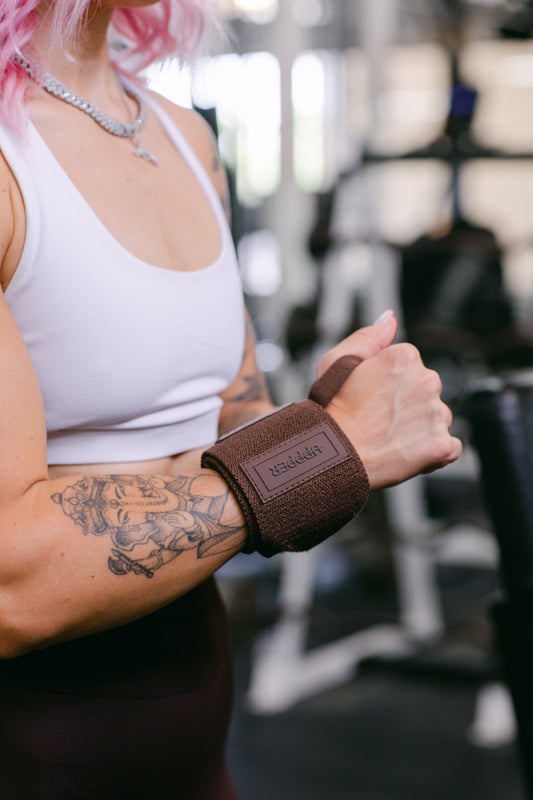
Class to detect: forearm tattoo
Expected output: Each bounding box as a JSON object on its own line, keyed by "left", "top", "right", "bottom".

{"left": 51, "top": 474, "right": 245, "bottom": 579}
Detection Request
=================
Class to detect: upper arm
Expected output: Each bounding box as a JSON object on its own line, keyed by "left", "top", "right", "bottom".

{"left": 0, "top": 150, "right": 26, "bottom": 293}
{"left": 0, "top": 153, "right": 15, "bottom": 290}
{"left": 0, "top": 290, "right": 48, "bottom": 501}
{"left": 0, "top": 153, "right": 48, "bottom": 500}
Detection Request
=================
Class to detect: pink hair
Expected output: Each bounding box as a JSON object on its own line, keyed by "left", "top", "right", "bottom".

{"left": 0, "top": 0, "right": 215, "bottom": 129}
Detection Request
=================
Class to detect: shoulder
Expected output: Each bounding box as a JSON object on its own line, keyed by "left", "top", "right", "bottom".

{"left": 147, "top": 91, "right": 229, "bottom": 212}
{"left": 150, "top": 95, "right": 216, "bottom": 164}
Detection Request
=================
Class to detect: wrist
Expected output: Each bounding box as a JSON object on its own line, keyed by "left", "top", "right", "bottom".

{"left": 202, "top": 356, "right": 370, "bottom": 557}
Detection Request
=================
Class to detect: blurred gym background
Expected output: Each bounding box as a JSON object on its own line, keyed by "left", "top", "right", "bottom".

{"left": 149, "top": 2, "right": 533, "bottom": 797}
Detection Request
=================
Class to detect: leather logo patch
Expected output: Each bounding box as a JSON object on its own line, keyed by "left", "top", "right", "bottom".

{"left": 241, "top": 422, "right": 350, "bottom": 502}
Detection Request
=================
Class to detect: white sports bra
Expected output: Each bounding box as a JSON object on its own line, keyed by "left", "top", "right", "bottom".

{"left": 0, "top": 91, "right": 245, "bottom": 464}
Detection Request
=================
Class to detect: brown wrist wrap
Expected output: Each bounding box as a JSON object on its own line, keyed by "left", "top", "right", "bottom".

{"left": 201, "top": 355, "right": 370, "bottom": 557}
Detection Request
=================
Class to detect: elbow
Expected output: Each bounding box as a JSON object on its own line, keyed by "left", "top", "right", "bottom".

{"left": 0, "top": 585, "right": 25, "bottom": 658}
{"left": 0, "top": 622, "right": 55, "bottom": 661}
{"left": 0, "top": 634, "right": 30, "bottom": 661}
{"left": 0, "top": 615, "right": 38, "bottom": 660}
{"left": 0, "top": 592, "right": 56, "bottom": 660}
{"left": 0, "top": 621, "right": 33, "bottom": 660}
{"left": 0, "top": 499, "right": 64, "bottom": 659}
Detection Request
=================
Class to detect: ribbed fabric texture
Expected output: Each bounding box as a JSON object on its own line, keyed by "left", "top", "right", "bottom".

{"left": 202, "top": 355, "right": 369, "bottom": 557}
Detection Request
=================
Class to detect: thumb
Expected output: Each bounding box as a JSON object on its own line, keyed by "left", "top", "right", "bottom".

{"left": 317, "top": 310, "right": 397, "bottom": 377}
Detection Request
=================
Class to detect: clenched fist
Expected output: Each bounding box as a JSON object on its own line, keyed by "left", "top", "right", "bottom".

{"left": 318, "top": 311, "right": 463, "bottom": 490}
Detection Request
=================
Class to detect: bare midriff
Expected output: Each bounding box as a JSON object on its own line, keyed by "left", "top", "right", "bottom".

{"left": 48, "top": 445, "right": 206, "bottom": 480}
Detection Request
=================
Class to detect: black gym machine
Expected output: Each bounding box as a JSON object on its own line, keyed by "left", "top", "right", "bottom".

{"left": 467, "top": 374, "right": 533, "bottom": 800}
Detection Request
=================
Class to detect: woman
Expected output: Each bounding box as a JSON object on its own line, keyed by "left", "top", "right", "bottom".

{"left": 0, "top": 0, "right": 462, "bottom": 797}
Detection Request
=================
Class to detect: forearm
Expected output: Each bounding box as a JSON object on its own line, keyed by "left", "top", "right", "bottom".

{"left": 0, "top": 469, "right": 246, "bottom": 658}
{"left": 0, "top": 312, "right": 461, "bottom": 658}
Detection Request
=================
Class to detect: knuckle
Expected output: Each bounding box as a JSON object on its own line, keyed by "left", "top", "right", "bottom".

{"left": 424, "top": 368, "right": 443, "bottom": 396}
{"left": 432, "top": 431, "right": 456, "bottom": 461}
{"left": 389, "top": 342, "right": 420, "bottom": 367}
{"left": 400, "top": 342, "right": 420, "bottom": 362}
{"left": 437, "top": 405, "right": 453, "bottom": 429}
{"left": 430, "top": 397, "right": 451, "bottom": 428}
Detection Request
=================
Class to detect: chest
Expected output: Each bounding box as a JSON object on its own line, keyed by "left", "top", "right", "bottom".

{"left": 27, "top": 99, "right": 222, "bottom": 273}
{"left": 6, "top": 140, "right": 246, "bottom": 435}
{"left": 2, "top": 105, "right": 246, "bottom": 440}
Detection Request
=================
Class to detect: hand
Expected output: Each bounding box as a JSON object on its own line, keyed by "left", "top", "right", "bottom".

{"left": 319, "top": 312, "right": 463, "bottom": 490}
{"left": 317, "top": 309, "right": 398, "bottom": 374}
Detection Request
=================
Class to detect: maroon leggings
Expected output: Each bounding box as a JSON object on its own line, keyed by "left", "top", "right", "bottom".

{"left": 0, "top": 580, "right": 237, "bottom": 799}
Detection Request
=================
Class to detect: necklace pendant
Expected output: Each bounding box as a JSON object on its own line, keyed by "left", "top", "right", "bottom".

{"left": 134, "top": 143, "right": 159, "bottom": 166}
{"left": 16, "top": 55, "right": 160, "bottom": 166}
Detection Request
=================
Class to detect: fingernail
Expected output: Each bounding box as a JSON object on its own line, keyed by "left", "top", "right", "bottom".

{"left": 373, "top": 309, "right": 394, "bottom": 326}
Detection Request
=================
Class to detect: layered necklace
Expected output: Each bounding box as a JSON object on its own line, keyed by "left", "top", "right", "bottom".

{"left": 15, "top": 55, "right": 159, "bottom": 166}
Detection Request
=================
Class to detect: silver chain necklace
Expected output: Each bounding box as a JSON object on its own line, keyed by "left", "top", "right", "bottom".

{"left": 15, "top": 55, "right": 159, "bottom": 166}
